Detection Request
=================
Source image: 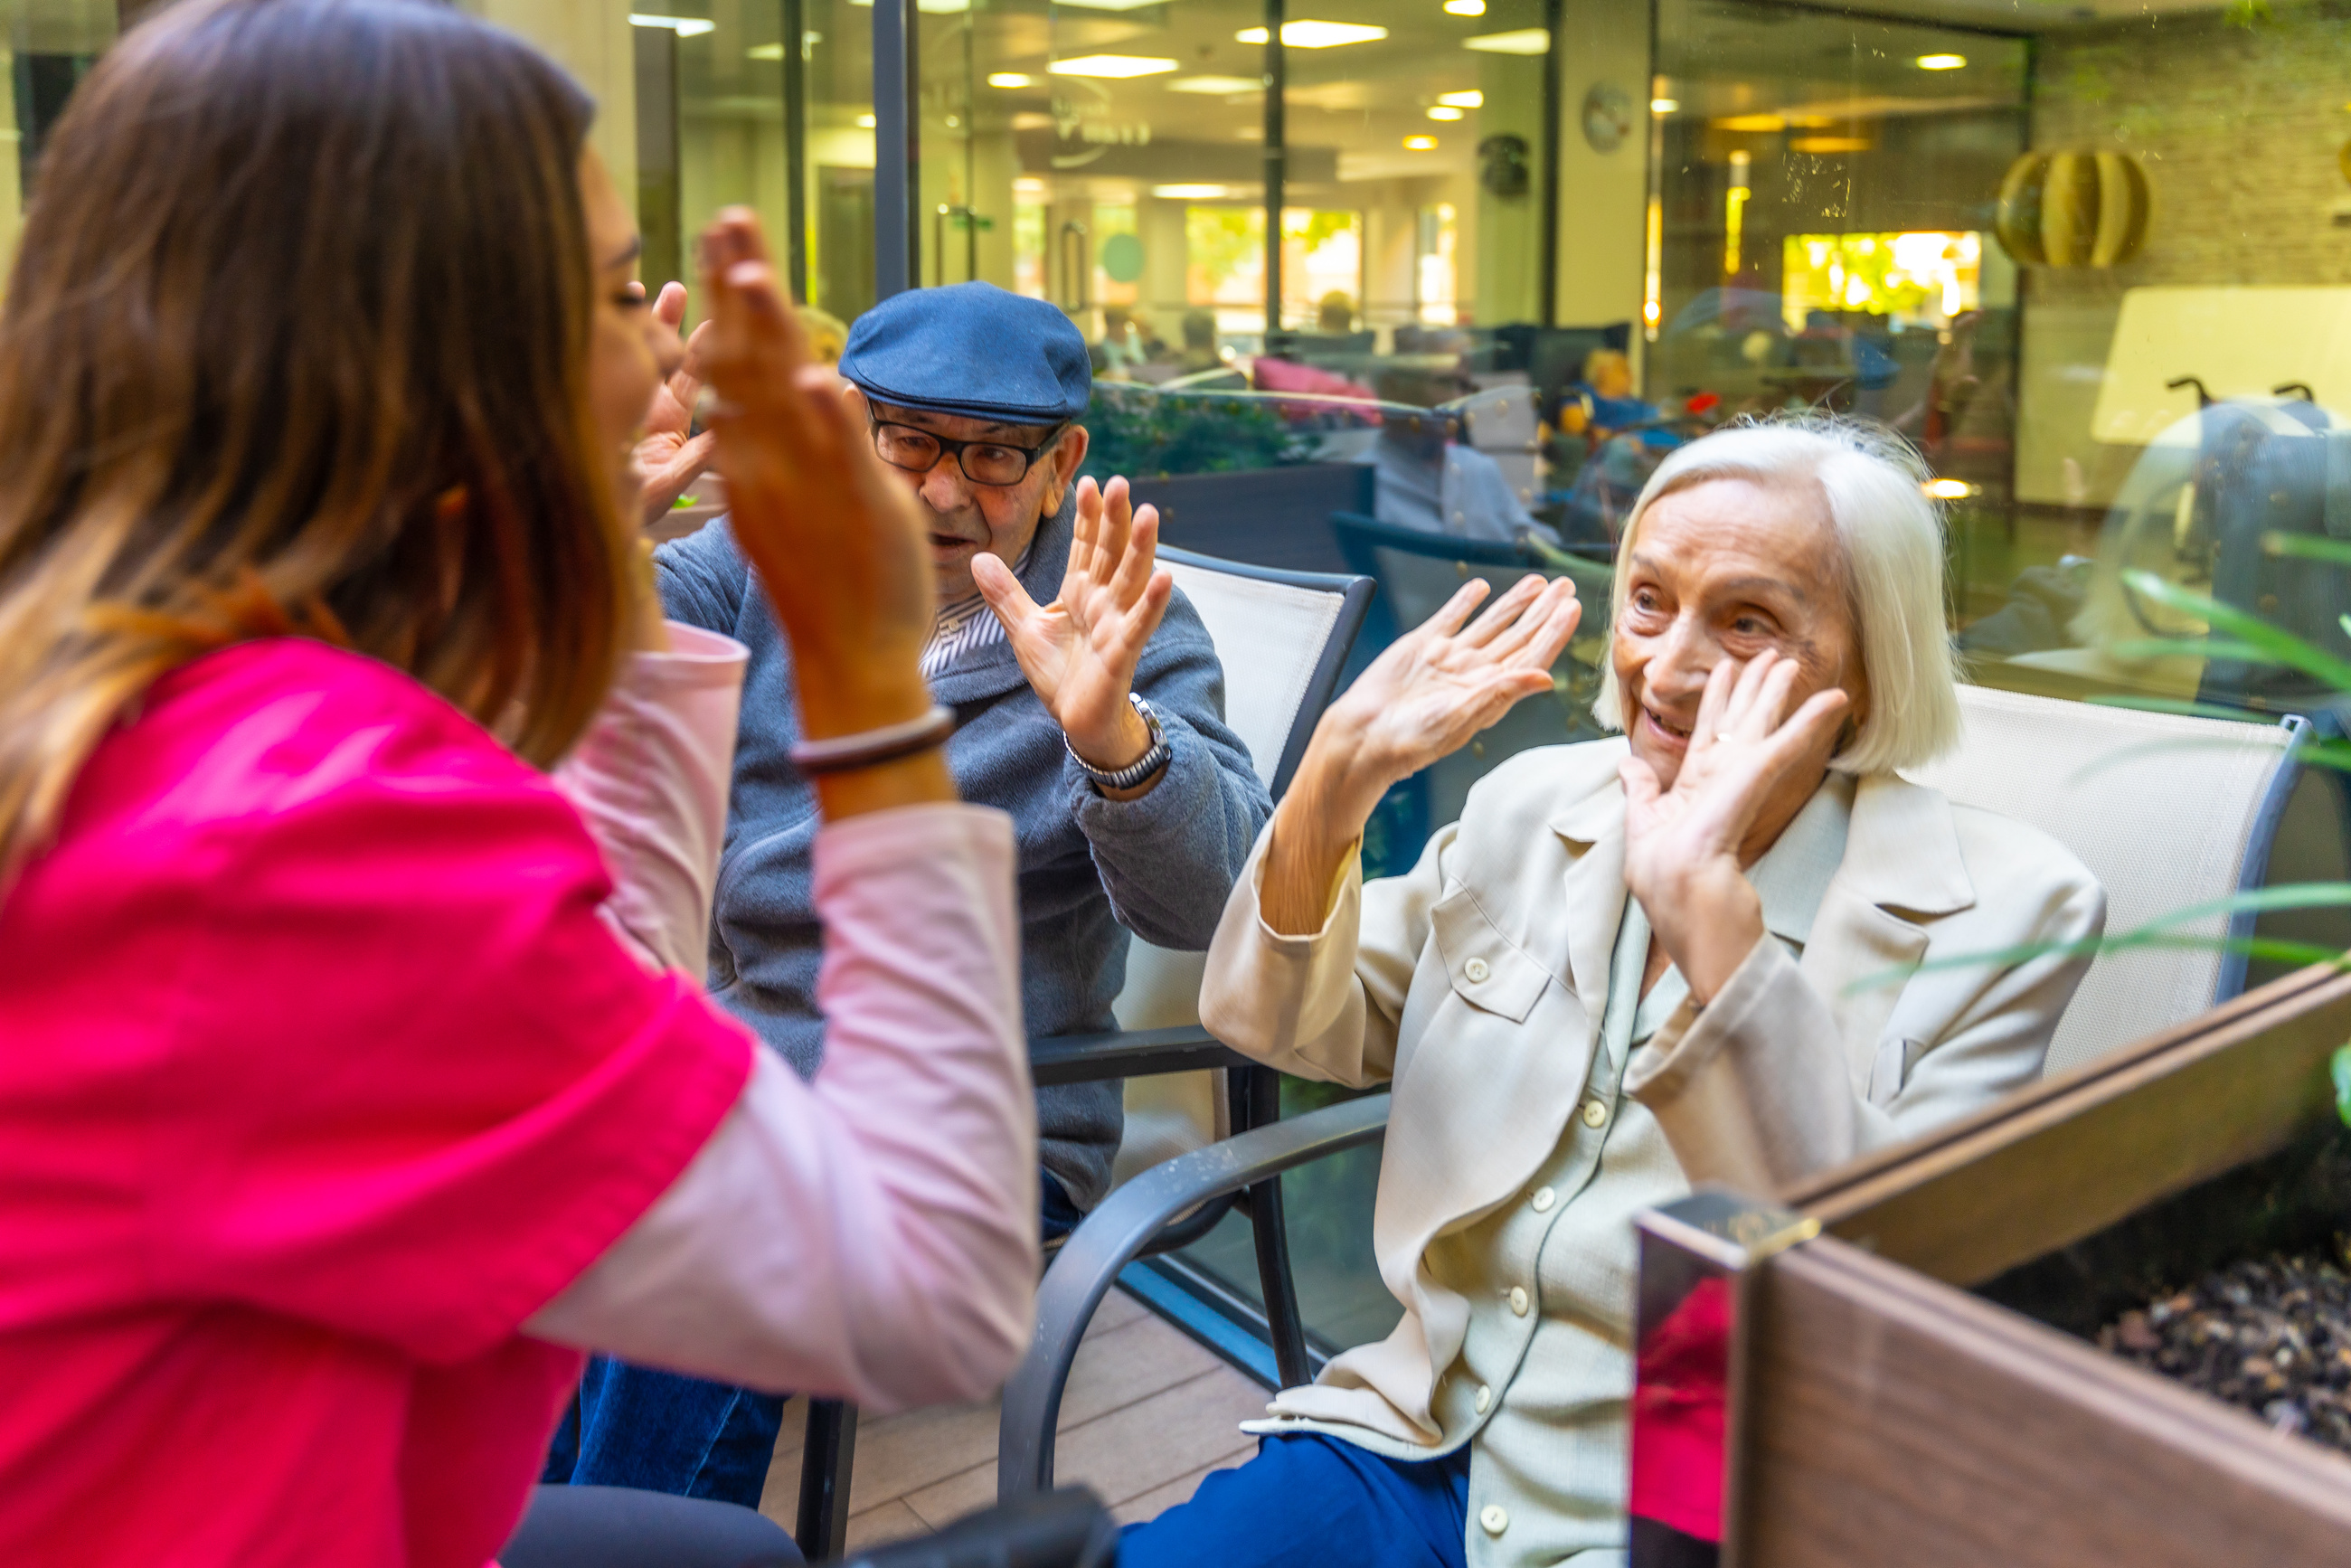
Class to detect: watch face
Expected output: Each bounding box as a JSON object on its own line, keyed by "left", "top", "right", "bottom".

{"left": 1582, "top": 82, "right": 1633, "bottom": 154}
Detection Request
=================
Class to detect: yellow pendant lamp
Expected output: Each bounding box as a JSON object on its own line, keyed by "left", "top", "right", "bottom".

{"left": 1995, "top": 150, "right": 2152, "bottom": 267}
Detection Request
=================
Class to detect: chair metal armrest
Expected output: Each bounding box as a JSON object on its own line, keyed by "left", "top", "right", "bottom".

{"left": 1028, "top": 1025, "right": 1257, "bottom": 1086}
{"left": 996, "top": 1091, "right": 1393, "bottom": 1499}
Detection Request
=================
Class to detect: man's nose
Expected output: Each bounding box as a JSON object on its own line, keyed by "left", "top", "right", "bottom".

{"left": 916, "top": 453, "right": 971, "bottom": 511}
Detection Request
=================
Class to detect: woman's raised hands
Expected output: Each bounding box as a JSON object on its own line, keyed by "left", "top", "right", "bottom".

{"left": 697, "top": 208, "right": 934, "bottom": 740}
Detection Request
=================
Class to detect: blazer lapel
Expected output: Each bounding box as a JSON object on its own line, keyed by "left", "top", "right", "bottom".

{"left": 1798, "top": 771, "right": 1976, "bottom": 1089}
{"left": 1546, "top": 745, "right": 1631, "bottom": 1018}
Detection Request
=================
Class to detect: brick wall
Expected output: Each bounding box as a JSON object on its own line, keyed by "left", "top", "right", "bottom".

{"left": 2015, "top": 0, "right": 2351, "bottom": 504}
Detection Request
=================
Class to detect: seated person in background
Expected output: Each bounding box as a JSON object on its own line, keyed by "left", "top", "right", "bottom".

{"left": 1318, "top": 290, "right": 1357, "bottom": 334}
{"left": 1121, "top": 414, "right": 2105, "bottom": 1568}
{"left": 1569, "top": 347, "right": 1662, "bottom": 437}
{"left": 563, "top": 279, "right": 1276, "bottom": 1506}
{"left": 1178, "top": 307, "right": 1224, "bottom": 374}
{"left": 0, "top": 4, "right": 1035, "bottom": 1561}
{"left": 1365, "top": 365, "right": 1562, "bottom": 549}
{"left": 798, "top": 302, "right": 849, "bottom": 365}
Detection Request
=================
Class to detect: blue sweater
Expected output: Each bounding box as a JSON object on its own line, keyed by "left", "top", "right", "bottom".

{"left": 655, "top": 496, "right": 1274, "bottom": 1207}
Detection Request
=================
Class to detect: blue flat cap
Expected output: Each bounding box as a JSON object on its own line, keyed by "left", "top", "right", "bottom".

{"left": 841, "top": 282, "right": 1091, "bottom": 426}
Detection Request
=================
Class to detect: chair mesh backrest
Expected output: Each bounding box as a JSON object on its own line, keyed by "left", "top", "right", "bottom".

{"left": 1157, "top": 560, "right": 1344, "bottom": 789}
{"left": 1904, "top": 684, "right": 2294, "bottom": 1078}
{"left": 1110, "top": 561, "right": 1346, "bottom": 1034}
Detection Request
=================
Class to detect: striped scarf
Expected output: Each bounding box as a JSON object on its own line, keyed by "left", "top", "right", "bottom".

{"left": 919, "top": 545, "right": 1032, "bottom": 680}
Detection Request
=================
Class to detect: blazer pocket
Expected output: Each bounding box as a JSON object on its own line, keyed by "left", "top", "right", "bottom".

{"left": 1430, "top": 886, "right": 1550, "bottom": 1024}
{"left": 1866, "top": 1034, "right": 1931, "bottom": 1108}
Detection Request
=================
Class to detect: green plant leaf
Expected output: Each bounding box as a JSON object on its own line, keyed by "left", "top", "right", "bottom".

{"left": 2123, "top": 570, "right": 2351, "bottom": 692}
{"left": 2333, "top": 1044, "right": 2351, "bottom": 1129}
{"left": 2262, "top": 531, "right": 2351, "bottom": 568}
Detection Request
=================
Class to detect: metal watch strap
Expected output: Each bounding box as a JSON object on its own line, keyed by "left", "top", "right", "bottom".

{"left": 1065, "top": 693, "right": 1170, "bottom": 791}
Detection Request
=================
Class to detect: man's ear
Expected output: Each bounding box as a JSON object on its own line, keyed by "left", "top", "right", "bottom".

{"left": 1043, "top": 423, "right": 1090, "bottom": 512}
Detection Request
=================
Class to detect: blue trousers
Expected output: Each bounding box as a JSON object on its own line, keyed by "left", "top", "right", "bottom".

{"left": 543, "top": 1172, "right": 1086, "bottom": 1507}
{"left": 1118, "top": 1433, "right": 1471, "bottom": 1568}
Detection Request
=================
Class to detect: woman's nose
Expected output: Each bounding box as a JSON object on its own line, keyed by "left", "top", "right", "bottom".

{"left": 1646, "top": 618, "right": 1719, "bottom": 700}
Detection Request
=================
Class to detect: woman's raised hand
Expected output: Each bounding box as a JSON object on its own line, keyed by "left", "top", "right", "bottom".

{"left": 1319, "top": 574, "right": 1581, "bottom": 808}
{"left": 1260, "top": 574, "right": 1580, "bottom": 934}
{"left": 697, "top": 208, "right": 933, "bottom": 741}
{"left": 1619, "top": 649, "right": 1848, "bottom": 999}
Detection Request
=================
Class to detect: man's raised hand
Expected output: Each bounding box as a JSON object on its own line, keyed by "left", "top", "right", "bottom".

{"left": 971, "top": 475, "right": 1174, "bottom": 775}
{"left": 634, "top": 281, "right": 718, "bottom": 525}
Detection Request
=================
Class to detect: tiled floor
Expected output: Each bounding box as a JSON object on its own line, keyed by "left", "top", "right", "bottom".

{"left": 757, "top": 1286, "right": 1271, "bottom": 1554}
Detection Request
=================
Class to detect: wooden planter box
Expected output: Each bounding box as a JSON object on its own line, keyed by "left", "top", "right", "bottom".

{"left": 1630, "top": 963, "right": 2351, "bottom": 1568}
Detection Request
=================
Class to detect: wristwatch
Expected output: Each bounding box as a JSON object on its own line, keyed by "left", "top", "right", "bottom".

{"left": 1066, "top": 692, "right": 1171, "bottom": 791}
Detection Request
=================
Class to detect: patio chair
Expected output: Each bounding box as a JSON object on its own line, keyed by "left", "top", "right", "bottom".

{"left": 1909, "top": 682, "right": 2313, "bottom": 1078}
{"left": 792, "top": 546, "right": 1373, "bottom": 1559}
{"left": 996, "top": 685, "right": 2319, "bottom": 1498}
{"left": 504, "top": 1483, "right": 1114, "bottom": 1568}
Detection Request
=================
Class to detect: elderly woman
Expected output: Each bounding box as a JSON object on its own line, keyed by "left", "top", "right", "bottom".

{"left": 1119, "top": 415, "right": 2105, "bottom": 1568}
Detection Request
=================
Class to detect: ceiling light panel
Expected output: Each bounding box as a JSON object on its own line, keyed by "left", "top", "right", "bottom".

{"left": 1050, "top": 53, "right": 1180, "bottom": 77}
{"left": 1463, "top": 28, "right": 1547, "bottom": 54}
{"left": 629, "top": 14, "right": 715, "bottom": 35}
{"left": 1167, "top": 74, "right": 1263, "bottom": 94}
{"left": 1437, "top": 90, "right": 1484, "bottom": 108}
{"left": 1234, "top": 21, "right": 1390, "bottom": 47}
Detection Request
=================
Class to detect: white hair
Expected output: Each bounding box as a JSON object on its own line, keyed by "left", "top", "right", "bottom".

{"left": 1592, "top": 411, "right": 1961, "bottom": 776}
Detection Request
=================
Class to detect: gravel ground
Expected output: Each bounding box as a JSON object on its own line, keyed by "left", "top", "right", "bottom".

{"left": 2097, "top": 1251, "right": 2351, "bottom": 1453}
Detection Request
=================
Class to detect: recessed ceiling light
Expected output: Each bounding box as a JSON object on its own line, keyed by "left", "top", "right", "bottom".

{"left": 1437, "top": 90, "right": 1483, "bottom": 108}
{"left": 1462, "top": 28, "right": 1548, "bottom": 54}
{"left": 1014, "top": 177, "right": 1047, "bottom": 195}
{"left": 987, "top": 72, "right": 1034, "bottom": 88}
{"left": 1651, "top": 97, "right": 1679, "bottom": 113}
{"left": 1916, "top": 52, "right": 1967, "bottom": 69}
{"left": 1403, "top": 135, "right": 1439, "bottom": 149}
{"left": 1443, "top": 0, "right": 1486, "bottom": 13}
{"left": 630, "top": 14, "right": 715, "bottom": 35}
{"left": 746, "top": 42, "right": 784, "bottom": 60}
{"left": 855, "top": 112, "right": 877, "bottom": 128}
{"left": 1234, "top": 21, "right": 1390, "bottom": 47}
{"left": 1050, "top": 53, "right": 1180, "bottom": 77}
{"left": 1168, "top": 75, "right": 1263, "bottom": 94}
{"left": 1714, "top": 112, "right": 1785, "bottom": 131}
{"left": 1924, "top": 477, "right": 1975, "bottom": 499}
{"left": 1790, "top": 134, "right": 1870, "bottom": 152}
{"left": 1153, "top": 184, "right": 1232, "bottom": 198}
{"left": 1427, "top": 106, "right": 1466, "bottom": 120}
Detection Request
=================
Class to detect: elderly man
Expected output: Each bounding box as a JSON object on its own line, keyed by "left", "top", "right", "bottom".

{"left": 550, "top": 281, "right": 1272, "bottom": 1505}
{"left": 1119, "top": 414, "right": 2103, "bottom": 1567}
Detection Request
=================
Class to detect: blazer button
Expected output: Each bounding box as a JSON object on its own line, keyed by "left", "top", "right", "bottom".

{"left": 1509, "top": 1286, "right": 1530, "bottom": 1317}
{"left": 1474, "top": 1383, "right": 1493, "bottom": 1414}
{"left": 1480, "top": 1505, "right": 1510, "bottom": 1536}
{"left": 1463, "top": 957, "right": 1490, "bottom": 984}
{"left": 1581, "top": 1098, "right": 1610, "bottom": 1129}
{"left": 1531, "top": 1186, "right": 1556, "bottom": 1213}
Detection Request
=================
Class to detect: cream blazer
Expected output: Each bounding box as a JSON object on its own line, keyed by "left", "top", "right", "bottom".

{"left": 1199, "top": 736, "right": 2104, "bottom": 1446}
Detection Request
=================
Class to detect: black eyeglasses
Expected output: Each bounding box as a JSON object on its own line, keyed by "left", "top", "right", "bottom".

{"left": 868, "top": 418, "right": 1067, "bottom": 487}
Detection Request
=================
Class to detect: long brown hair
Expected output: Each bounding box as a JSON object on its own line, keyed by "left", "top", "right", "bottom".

{"left": 0, "top": 0, "right": 635, "bottom": 882}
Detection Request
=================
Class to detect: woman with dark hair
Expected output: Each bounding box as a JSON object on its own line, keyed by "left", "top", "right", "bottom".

{"left": 0, "top": 3, "right": 1036, "bottom": 1563}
